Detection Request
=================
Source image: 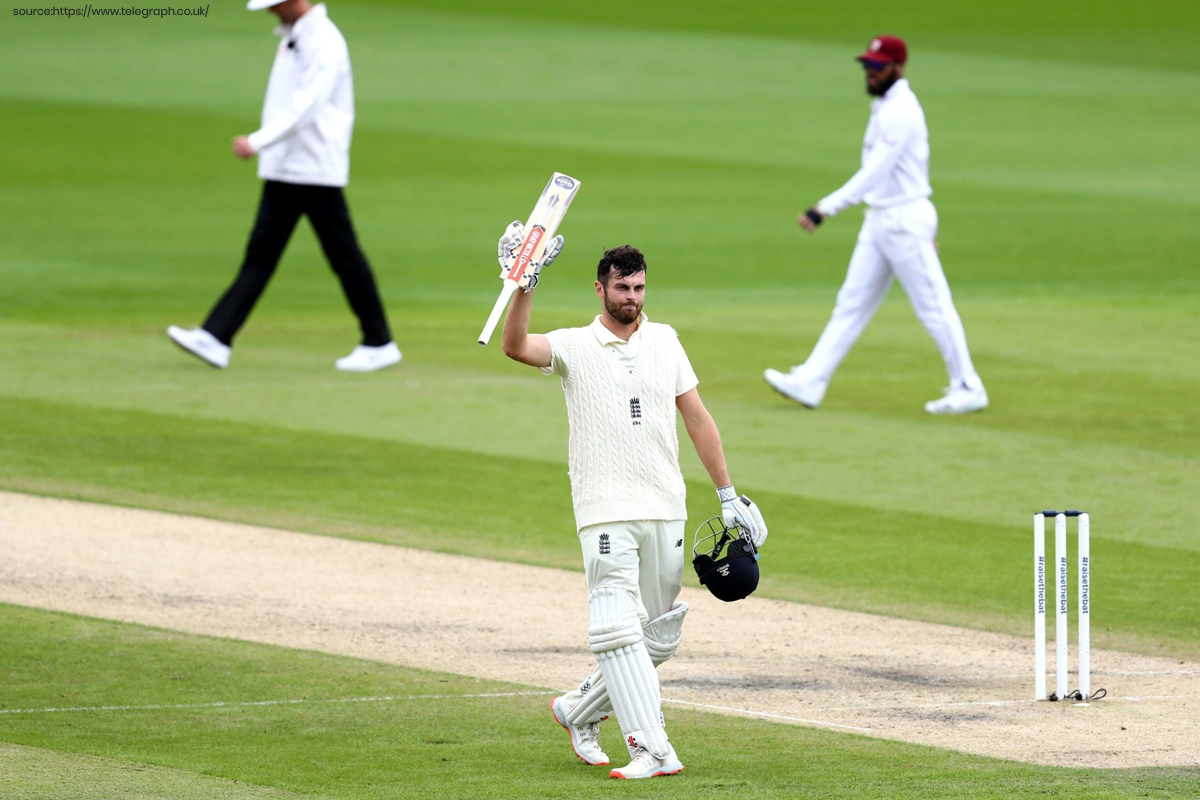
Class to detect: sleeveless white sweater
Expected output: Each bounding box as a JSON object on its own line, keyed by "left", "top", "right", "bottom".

{"left": 556, "top": 321, "right": 688, "bottom": 529}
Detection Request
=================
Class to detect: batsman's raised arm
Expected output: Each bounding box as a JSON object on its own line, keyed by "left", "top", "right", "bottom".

{"left": 501, "top": 288, "right": 552, "bottom": 367}
{"left": 496, "top": 220, "right": 564, "bottom": 366}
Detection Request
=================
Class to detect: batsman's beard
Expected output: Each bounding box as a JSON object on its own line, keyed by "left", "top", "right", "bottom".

{"left": 604, "top": 293, "right": 643, "bottom": 326}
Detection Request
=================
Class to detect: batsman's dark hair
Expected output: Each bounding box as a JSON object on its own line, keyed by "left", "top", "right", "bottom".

{"left": 597, "top": 245, "right": 646, "bottom": 284}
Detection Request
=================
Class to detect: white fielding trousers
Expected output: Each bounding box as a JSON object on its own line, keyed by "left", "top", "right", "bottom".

{"left": 804, "top": 199, "right": 982, "bottom": 391}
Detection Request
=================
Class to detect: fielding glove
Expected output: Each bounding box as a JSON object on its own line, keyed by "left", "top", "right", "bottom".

{"left": 717, "top": 484, "right": 768, "bottom": 548}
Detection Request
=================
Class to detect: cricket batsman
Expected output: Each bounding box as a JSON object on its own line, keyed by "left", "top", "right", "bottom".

{"left": 765, "top": 35, "right": 989, "bottom": 414}
{"left": 499, "top": 235, "right": 767, "bottom": 779}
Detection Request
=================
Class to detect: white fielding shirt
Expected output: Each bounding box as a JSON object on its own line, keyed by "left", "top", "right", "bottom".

{"left": 247, "top": 3, "right": 355, "bottom": 187}
{"left": 542, "top": 314, "right": 699, "bottom": 530}
{"left": 816, "top": 78, "right": 933, "bottom": 217}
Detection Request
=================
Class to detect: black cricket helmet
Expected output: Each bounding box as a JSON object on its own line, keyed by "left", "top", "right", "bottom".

{"left": 692, "top": 516, "right": 760, "bottom": 602}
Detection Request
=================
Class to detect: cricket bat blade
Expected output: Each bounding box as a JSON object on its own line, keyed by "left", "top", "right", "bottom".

{"left": 477, "top": 172, "right": 581, "bottom": 347}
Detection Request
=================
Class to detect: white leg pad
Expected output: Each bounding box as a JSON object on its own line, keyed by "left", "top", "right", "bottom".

{"left": 643, "top": 601, "right": 688, "bottom": 666}
{"left": 567, "top": 601, "right": 688, "bottom": 727}
{"left": 588, "top": 586, "right": 669, "bottom": 758}
{"left": 563, "top": 666, "right": 609, "bottom": 726}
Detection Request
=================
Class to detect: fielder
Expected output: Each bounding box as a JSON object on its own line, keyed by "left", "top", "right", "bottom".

{"left": 765, "top": 35, "right": 988, "bottom": 414}
{"left": 168, "top": 0, "right": 400, "bottom": 372}
{"left": 499, "top": 234, "right": 767, "bottom": 779}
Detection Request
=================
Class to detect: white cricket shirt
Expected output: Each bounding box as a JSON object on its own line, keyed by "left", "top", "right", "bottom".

{"left": 247, "top": 3, "right": 355, "bottom": 187}
{"left": 542, "top": 315, "right": 698, "bottom": 530}
{"left": 816, "top": 78, "right": 933, "bottom": 217}
{"left": 541, "top": 313, "right": 698, "bottom": 389}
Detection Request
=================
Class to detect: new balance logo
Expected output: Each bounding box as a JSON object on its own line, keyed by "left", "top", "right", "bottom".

{"left": 675, "top": 539, "right": 683, "bottom": 548}
{"left": 718, "top": 564, "right": 731, "bottom": 577}
{"left": 629, "top": 397, "right": 642, "bottom": 425}
{"left": 599, "top": 533, "right": 610, "bottom": 555}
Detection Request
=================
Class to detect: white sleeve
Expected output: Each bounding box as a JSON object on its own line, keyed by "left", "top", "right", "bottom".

{"left": 673, "top": 334, "right": 699, "bottom": 396}
{"left": 248, "top": 39, "right": 342, "bottom": 152}
{"left": 815, "top": 103, "right": 918, "bottom": 217}
{"left": 539, "top": 329, "right": 571, "bottom": 379}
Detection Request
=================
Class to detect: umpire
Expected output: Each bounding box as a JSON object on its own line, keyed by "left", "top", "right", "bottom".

{"left": 168, "top": 0, "right": 400, "bottom": 372}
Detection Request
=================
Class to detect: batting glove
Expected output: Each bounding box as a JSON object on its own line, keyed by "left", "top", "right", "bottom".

{"left": 497, "top": 220, "right": 524, "bottom": 271}
{"left": 717, "top": 485, "right": 768, "bottom": 548}
{"left": 538, "top": 234, "right": 564, "bottom": 269}
{"left": 517, "top": 234, "right": 564, "bottom": 291}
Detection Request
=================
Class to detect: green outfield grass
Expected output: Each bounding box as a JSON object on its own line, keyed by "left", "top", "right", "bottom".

{"left": 4, "top": 605, "right": 1199, "bottom": 799}
{"left": 1, "top": 1, "right": 1199, "bottom": 792}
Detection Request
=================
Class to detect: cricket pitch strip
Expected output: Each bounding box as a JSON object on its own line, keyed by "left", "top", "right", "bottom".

{"left": 1, "top": 491, "right": 1196, "bottom": 769}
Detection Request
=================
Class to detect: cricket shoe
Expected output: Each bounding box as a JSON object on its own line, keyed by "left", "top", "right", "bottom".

{"left": 609, "top": 743, "right": 683, "bottom": 780}
{"left": 167, "top": 325, "right": 230, "bottom": 369}
{"left": 763, "top": 366, "right": 825, "bottom": 408}
{"left": 925, "top": 384, "right": 989, "bottom": 415}
{"left": 551, "top": 696, "right": 609, "bottom": 766}
{"left": 335, "top": 342, "right": 402, "bottom": 372}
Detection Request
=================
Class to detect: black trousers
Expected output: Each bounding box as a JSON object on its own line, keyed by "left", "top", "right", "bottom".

{"left": 204, "top": 181, "right": 392, "bottom": 347}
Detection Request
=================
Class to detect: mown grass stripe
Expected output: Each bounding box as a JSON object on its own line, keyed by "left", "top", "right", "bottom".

{"left": 0, "top": 691, "right": 556, "bottom": 716}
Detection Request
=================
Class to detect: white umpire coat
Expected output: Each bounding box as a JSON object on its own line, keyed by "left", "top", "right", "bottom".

{"left": 815, "top": 78, "right": 932, "bottom": 216}
{"left": 246, "top": 3, "right": 354, "bottom": 187}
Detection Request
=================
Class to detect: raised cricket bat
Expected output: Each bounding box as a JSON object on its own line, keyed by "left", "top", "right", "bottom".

{"left": 477, "top": 172, "right": 581, "bottom": 346}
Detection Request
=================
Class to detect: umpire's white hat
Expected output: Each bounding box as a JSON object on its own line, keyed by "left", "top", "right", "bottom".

{"left": 246, "top": 0, "right": 284, "bottom": 10}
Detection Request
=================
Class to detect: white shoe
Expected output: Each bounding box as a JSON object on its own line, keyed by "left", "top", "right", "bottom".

{"left": 167, "top": 325, "right": 230, "bottom": 369}
{"left": 764, "top": 366, "right": 825, "bottom": 408}
{"left": 335, "top": 342, "right": 401, "bottom": 372}
{"left": 925, "top": 384, "right": 989, "bottom": 415}
{"left": 551, "top": 696, "right": 609, "bottom": 766}
{"left": 610, "top": 744, "right": 683, "bottom": 780}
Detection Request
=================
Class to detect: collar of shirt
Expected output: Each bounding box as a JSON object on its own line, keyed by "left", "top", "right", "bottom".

{"left": 273, "top": 2, "right": 327, "bottom": 39}
{"left": 589, "top": 312, "right": 648, "bottom": 346}
{"left": 870, "top": 77, "right": 909, "bottom": 111}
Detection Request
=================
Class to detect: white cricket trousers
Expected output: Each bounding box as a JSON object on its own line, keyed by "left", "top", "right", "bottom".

{"left": 578, "top": 520, "right": 686, "bottom": 624}
{"left": 804, "top": 199, "right": 982, "bottom": 391}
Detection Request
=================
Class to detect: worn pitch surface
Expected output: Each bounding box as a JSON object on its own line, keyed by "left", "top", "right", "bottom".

{"left": 1, "top": 491, "right": 1195, "bottom": 768}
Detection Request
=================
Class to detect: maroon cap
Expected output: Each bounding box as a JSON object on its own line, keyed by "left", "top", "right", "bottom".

{"left": 857, "top": 35, "right": 907, "bottom": 66}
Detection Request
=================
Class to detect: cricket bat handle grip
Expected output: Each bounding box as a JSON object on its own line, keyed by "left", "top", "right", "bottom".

{"left": 478, "top": 280, "right": 520, "bottom": 346}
